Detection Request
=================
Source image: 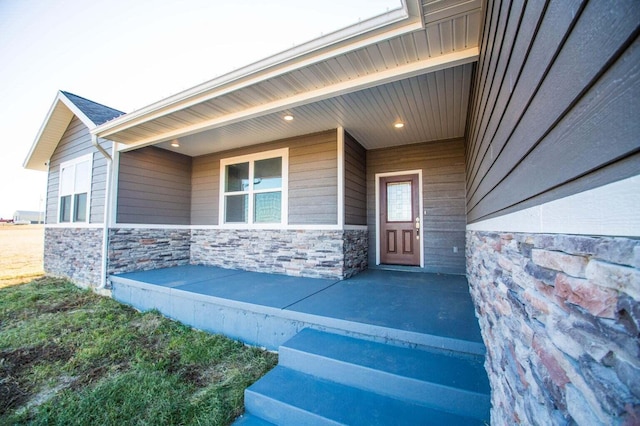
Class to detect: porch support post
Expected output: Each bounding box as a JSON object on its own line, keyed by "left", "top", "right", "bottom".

{"left": 337, "top": 127, "right": 345, "bottom": 229}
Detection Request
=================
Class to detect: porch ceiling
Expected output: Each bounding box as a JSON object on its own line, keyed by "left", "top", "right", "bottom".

{"left": 96, "top": 0, "right": 482, "bottom": 155}
{"left": 158, "top": 64, "right": 474, "bottom": 156}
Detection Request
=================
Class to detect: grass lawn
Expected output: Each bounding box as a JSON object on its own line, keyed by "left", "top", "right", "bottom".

{"left": 0, "top": 277, "right": 278, "bottom": 425}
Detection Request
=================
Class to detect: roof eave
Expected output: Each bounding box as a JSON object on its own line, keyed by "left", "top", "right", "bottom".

{"left": 23, "top": 91, "right": 97, "bottom": 171}
{"left": 93, "top": 0, "right": 423, "bottom": 139}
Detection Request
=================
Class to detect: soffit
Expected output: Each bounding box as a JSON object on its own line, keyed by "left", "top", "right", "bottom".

{"left": 154, "top": 63, "right": 473, "bottom": 155}
{"left": 103, "top": 0, "right": 482, "bottom": 154}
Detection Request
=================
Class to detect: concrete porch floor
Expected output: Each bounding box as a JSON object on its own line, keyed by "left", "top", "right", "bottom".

{"left": 110, "top": 265, "right": 484, "bottom": 355}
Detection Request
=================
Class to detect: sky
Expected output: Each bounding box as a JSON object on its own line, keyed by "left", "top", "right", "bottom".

{"left": 0, "top": 0, "right": 400, "bottom": 219}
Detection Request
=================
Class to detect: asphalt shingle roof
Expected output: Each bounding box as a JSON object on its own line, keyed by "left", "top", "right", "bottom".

{"left": 61, "top": 91, "right": 124, "bottom": 126}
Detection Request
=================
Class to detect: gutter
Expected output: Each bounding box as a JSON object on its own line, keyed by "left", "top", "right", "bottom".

{"left": 91, "top": 134, "right": 112, "bottom": 290}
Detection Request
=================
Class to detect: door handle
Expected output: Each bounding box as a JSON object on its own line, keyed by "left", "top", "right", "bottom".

{"left": 415, "top": 217, "right": 420, "bottom": 239}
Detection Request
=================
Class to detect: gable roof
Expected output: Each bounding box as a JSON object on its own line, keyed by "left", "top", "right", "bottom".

{"left": 60, "top": 91, "right": 123, "bottom": 126}
{"left": 23, "top": 91, "right": 123, "bottom": 171}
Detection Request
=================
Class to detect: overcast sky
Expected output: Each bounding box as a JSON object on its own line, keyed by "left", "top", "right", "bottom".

{"left": 0, "top": 0, "right": 399, "bottom": 218}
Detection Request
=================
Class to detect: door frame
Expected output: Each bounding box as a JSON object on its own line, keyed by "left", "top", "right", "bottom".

{"left": 375, "top": 170, "right": 424, "bottom": 268}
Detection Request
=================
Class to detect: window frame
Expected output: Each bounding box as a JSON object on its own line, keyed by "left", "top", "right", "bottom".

{"left": 218, "top": 148, "right": 288, "bottom": 227}
{"left": 57, "top": 153, "right": 93, "bottom": 224}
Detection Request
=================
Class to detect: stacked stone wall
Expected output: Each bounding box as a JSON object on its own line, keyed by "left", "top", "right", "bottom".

{"left": 467, "top": 231, "right": 639, "bottom": 425}
{"left": 191, "top": 229, "right": 366, "bottom": 280}
{"left": 108, "top": 228, "right": 190, "bottom": 277}
{"left": 343, "top": 229, "right": 368, "bottom": 278}
{"left": 44, "top": 227, "right": 103, "bottom": 288}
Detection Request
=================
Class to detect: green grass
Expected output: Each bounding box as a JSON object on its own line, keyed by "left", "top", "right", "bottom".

{"left": 0, "top": 277, "right": 278, "bottom": 425}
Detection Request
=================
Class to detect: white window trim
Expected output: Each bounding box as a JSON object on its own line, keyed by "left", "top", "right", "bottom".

{"left": 218, "top": 148, "right": 289, "bottom": 228}
{"left": 57, "top": 153, "right": 93, "bottom": 224}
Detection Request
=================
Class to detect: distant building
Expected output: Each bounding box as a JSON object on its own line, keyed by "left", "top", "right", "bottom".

{"left": 13, "top": 210, "right": 44, "bottom": 224}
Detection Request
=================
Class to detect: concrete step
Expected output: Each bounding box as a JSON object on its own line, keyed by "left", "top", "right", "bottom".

{"left": 232, "top": 413, "right": 276, "bottom": 426}
{"left": 278, "top": 328, "right": 490, "bottom": 420}
{"left": 244, "top": 366, "right": 485, "bottom": 426}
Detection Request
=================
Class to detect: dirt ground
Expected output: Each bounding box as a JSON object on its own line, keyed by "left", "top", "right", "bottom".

{"left": 0, "top": 224, "right": 44, "bottom": 288}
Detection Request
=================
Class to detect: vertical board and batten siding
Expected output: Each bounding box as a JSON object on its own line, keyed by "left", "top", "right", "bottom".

{"left": 367, "top": 139, "right": 466, "bottom": 274}
{"left": 465, "top": 0, "right": 640, "bottom": 223}
{"left": 117, "top": 146, "right": 192, "bottom": 225}
{"left": 344, "top": 132, "right": 367, "bottom": 226}
{"left": 191, "top": 130, "right": 338, "bottom": 225}
{"left": 45, "top": 116, "right": 111, "bottom": 224}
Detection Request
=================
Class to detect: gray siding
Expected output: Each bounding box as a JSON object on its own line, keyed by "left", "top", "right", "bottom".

{"left": 117, "top": 147, "right": 192, "bottom": 225}
{"left": 191, "top": 130, "right": 338, "bottom": 225}
{"left": 367, "top": 139, "right": 466, "bottom": 274}
{"left": 466, "top": 0, "right": 640, "bottom": 223}
{"left": 344, "top": 132, "right": 367, "bottom": 226}
{"left": 46, "top": 116, "right": 112, "bottom": 224}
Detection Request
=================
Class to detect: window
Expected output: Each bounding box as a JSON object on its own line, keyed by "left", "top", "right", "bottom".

{"left": 58, "top": 154, "right": 92, "bottom": 223}
{"left": 220, "top": 149, "right": 288, "bottom": 225}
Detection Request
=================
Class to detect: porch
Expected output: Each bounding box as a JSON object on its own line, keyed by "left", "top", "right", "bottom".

{"left": 111, "top": 265, "right": 490, "bottom": 424}
{"left": 110, "top": 265, "right": 484, "bottom": 355}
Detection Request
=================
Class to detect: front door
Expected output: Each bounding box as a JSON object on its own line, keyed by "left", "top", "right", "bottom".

{"left": 379, "top": 174, "right": 421, "bottom": 266}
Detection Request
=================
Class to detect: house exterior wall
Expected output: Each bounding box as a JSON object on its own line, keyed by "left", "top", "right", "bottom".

{"left": 116, "top": 146, "right": 192, "bottom": 225}
{"left": 108, "top": 227, "right": 191, "bottom": 276}
{"left": 191, "top": 130, "right": 337, "bottom": 225}
{"left": 367, "top": 138, "right": 466, "bottom": 275}
{"left": 344, "top": 132, "right": 367, "bottom": 226}
{"left": 45, "top": 116, "right": 111, "bottom": 224}
{"left": 191, "top": 229, "right": 367, "bottom": 280}
{"left": 465, "top": 1, "right": 640, "bottom": 424}
{"left": 465, "top": 0, "right": 640, "bottom": 223}
{"left": 44, "top": 227, "right": 103, "bottom": 288}
{"left": 467, "top": 231, "right": 639, "bottom": 425}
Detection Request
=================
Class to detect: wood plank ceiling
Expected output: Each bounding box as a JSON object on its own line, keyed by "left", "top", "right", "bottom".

{"left": 102, "top": 0, "right": 483, "bottom": 156}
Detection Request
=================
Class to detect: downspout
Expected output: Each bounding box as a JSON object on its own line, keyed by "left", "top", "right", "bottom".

{"left": 92, "top": 134, "right": 112, "bottom": 290}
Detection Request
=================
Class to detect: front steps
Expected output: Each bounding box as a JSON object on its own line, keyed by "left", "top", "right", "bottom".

{"left": 236, "top": 328, "right": 490, "bottom": 425}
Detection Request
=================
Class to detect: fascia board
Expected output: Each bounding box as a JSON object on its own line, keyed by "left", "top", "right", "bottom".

{"left": 23, "top": 92, "right": 73, "bottom": 170}
{"left": 94, "top": 1, "right": 424, "bottom": 139}
{"left": 23, "top": 91, "right": 98, "bottom": 171}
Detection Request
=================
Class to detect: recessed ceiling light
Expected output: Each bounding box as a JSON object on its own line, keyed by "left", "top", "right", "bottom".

{"left": 283, "top": 114, "right": 294, "bottom": 121}
{"left": 394, "top": 122, "right": 405, "bottom": 129}
{"left": 171, "top": 140, "right": 180, "bottom": 147}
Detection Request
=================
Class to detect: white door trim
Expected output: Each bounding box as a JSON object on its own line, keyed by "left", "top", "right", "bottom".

{"left": 375, "top": 170, "right": 424, "bottom": 267}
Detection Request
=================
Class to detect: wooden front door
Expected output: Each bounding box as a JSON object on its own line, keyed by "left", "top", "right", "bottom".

{"left": 379, "top": 174, "right": 421, "bottom": 266}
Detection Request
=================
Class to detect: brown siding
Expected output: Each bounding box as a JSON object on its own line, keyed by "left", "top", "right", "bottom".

{"left": 191, "top": 130, "right": 338, "bottom": 225}
{"left": 46, "top": 116, "right": 111, "bottom": 224}
{"left": 367, "top": 139, "right": 466, "bottom": 275}
{"left": 117, "top": 146, "right": 192, "bottom": 224}
{"left": 344, "top": 132, "right": 367, "bottom": 225}
{"left": 466, "top": 0, "right": 640, "bottom": 223}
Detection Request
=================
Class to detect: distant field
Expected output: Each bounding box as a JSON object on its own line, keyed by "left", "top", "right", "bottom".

{"left": 0, "top": 224, "right": 44, "bottom": 288}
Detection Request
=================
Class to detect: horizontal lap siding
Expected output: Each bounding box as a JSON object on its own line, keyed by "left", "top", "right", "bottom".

{"left": 344, "top": 132, "right": 367, "bottom": 226}
{"left": 191, "top": 130, "right": 338, "bottom": 225}
{"left": 466, "top": 0, "right": 640, "bottom": 222}
{"left": 117, "top": 147, "right": 192, "bottom": 224}
{"left": 46, "top": 116, "right": 111, "bottom": 224}
{"left": 367, "top": 139, "right": 466, "bottom": 274}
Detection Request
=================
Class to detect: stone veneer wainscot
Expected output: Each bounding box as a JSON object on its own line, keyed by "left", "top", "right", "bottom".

{"left": 467, "top": 231, "right": 639, "bottom": 425}
{"left": 44, "top": 227, "right": 103, "bottom": 288}
{"left": 191, "top": 229, "right": 368, "bottom": 280}
{"left": 108, "top": 228, "right": 191, "bottom": 276}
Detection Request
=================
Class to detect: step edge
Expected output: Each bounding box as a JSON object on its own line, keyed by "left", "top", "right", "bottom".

{"left": 245, "top": 387, "right": 345, "bottom": 426}
{"left": 247, "top": 366, "right": 490, "bottom": 422}
{"left": 279, "top": 345, "right": 490, "bottom": 396}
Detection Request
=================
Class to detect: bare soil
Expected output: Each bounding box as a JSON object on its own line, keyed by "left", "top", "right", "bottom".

{"left": 0, "top": 224, "right": 44, "bottom": 287}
